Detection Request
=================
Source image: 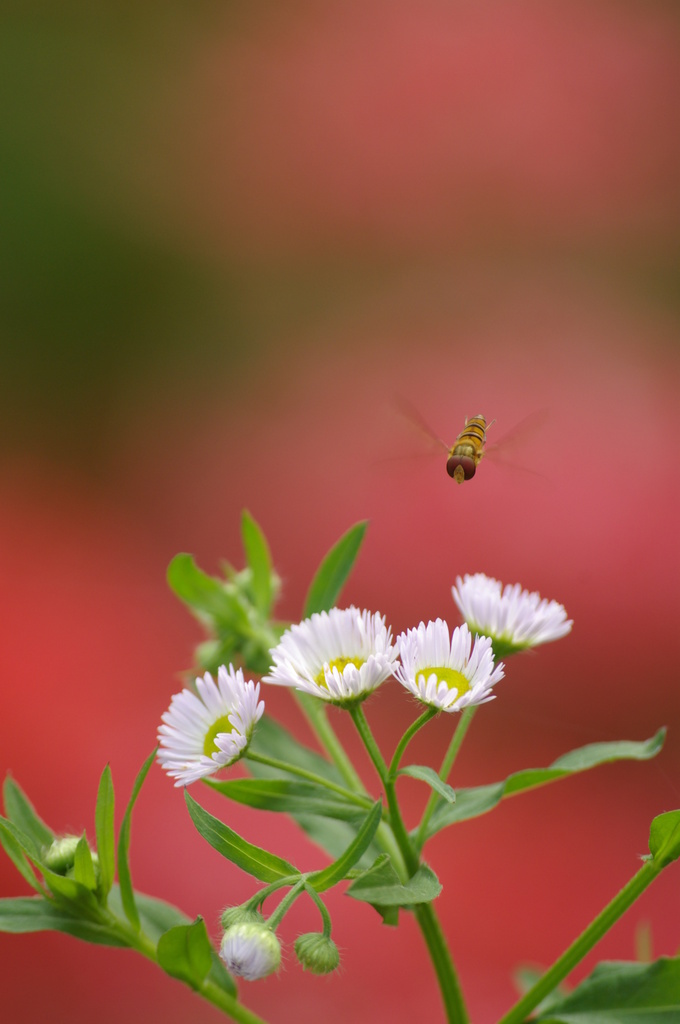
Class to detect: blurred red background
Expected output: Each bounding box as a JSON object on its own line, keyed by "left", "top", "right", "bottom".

{"left": 1, "top": 2, "right": 679, "bottom": 1022}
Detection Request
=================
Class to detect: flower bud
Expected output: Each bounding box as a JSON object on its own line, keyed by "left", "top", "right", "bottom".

{"left": 220, "top": 905, "right": 265, "bottom": 930}
{"left": 294, "top": 932, "right": 340, "bottom": 975}
{"left": 219, "top": 922, "right": 281, "bottom": 981}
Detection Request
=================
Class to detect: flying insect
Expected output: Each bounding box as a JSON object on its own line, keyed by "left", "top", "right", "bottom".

{"left": 445, "top": 414, "right": 493, "bottom": 484}
{"left": 395, "top": 399, "right": 495, "bottom": 484}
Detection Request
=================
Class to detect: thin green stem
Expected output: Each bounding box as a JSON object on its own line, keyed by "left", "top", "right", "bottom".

{"left": 350, "top": 705, "right": 470, "bottom": 1024}
{"left": 266, "top": 878, "right": 306, "bottom": 930}
{"left": 243, "top": 875, "right": 299, "bottom": 912}
{"left": 498, "top": 859, "right": 662, "bottom": 1024}
{"left": 416, "top": 706, "right": 476, "bottom": 849}
{"left": 388, "top": 708, "right": 438, "bottom": 779}
{"left": 415, "top": 902, "right": 470, "bottom": 1024}
{"left": 244, "top": 750, "right": 373, "bottom": 810}
{"left": 303, "top": 882, "right": 333, "bottom": 937}
{"left": 293, "top": 694, "right": 407, "bottom": 878}
{"left": 294, "top": 692, "right": 365, "bottom": 793}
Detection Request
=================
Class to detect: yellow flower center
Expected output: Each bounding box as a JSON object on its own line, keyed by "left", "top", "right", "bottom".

{"left": 203, "top": 715, "right": 233, "bottom": 757}
{"left": 314, "top": 656, "right": 365, "bottom": 689}
{"left": 416, "top": 666, "right": 470, "bottom": 697}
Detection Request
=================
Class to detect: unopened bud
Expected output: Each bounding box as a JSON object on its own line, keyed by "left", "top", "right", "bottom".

{"left": 219, "top": 922, "right": 281, "bottom": 981}
{"left": 294, "top": 932, "right": 340, "bottom": 975}
{"left": 43, "top": 836, "right": 80, "bottom": 874}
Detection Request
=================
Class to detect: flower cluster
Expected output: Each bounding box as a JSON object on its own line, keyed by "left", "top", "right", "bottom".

{"left": 157, "top": 576, "right": 570, "bottom": 785}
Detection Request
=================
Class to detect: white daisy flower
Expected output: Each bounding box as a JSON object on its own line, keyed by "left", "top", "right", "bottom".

{"left": 157, "top": 664, "right": 264, "bottom": 786}
{"left": 395, "top": 619, "right": 504, "bottom": 713}
{"left": 220, "top": 922, "right": 281, "bottom": 981}
{"left": 452, "top": 573, "right": 573, "bottom": 655}
{"left": 263, "top": 606, "right": 398, "bottom": 706}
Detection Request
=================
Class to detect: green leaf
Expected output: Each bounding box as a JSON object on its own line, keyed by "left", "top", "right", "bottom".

{"left": 95, "top": 765, "right": 115, "bottom": 899}
{"left": 2, "top": 777, "right": 54, "bottom": 849}
{"left": 185, "top": 791, "right": 298, "bottom": 883}
{"left": 0, "top": 818, "right": 42, "bottom": 892}
{"left": 167, "top": 554, "right": 249, "bottom": 629}
{"left": 73, "top": 834, "right": 97, "bottom": 891}
{"left": 347, "top": 855, "right": 442, "bottom": 907}
{"left": 241, "top": 510, "right": 274, "bottom": 615}
{"left": 425, "top": 730, "right": 666, "bottom": 839}
{"left": 117, "top": 748, "right": 156, "bottom": 931}
{"left": 308, "top": 801, "right": 382, "bottom": 892}
{"left": 157, "top": 917, "right": 214, "bottom": 990}
{"left": 303, "top": 521, "right": 368, "bottom": 617}
{"left": 534, "top": 957, "right": 680, "bottom": 1023}
{"left": 649, "top": 810, "right": 680, "bottom": 867}
{"left": 40, "top": 863, "right": 101, "bottom": 914}
{"left": 0, "top": 896, "right": 126, "bottom": 946}
{"left": 206, "top": 778, "right": 365, "bottom": 821}
{"left": 398, "top": 765, "right": 455, "bottom": 804}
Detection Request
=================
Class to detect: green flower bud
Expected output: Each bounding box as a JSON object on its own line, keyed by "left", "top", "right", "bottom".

{"left": 220, "top": 905, "right": 265, "bottom": 930}
{"left": 219, "top": 923, "right": 281, "bottom": 981}
{"left": 43, "top": 836, "right": 80, "bottom": 874}
{"left": 294, "top": 932, "right": 340, "bottom": 975}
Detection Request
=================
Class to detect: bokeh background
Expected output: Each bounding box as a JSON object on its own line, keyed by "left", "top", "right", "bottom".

{"left": 1, "top": 2, "right": 679, "bottom": 1022}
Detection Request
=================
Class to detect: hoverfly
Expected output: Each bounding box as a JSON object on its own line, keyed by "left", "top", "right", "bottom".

{"left": 445, "top": 414, "right": 495, "bottom": 484}
{"left": 395, "top": 399, "right": 496, "bottom": 484}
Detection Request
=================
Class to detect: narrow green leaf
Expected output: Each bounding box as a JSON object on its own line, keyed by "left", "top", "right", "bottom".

{"left": 241, "top": 510, "right": 274, "bottom": 615}
{"left": 398, "top": 765, "right": 456, "bottom": 804}
{"left": 296, "top": 814, "right": 382, "bottom": 868}
{"left": 73, "top": 834, "right": 97, "bottom": 891}
{"left": 167, "top": 554, "right": 249, "bottom": 629}
{"left": 0, "top": 896, "right": 126, "bottom": 946}
{"left": 308, "top": 801, "right": 382, "bottom": 892}
{"left": 425, "top": 730, "right": 666, "bottom": 839}
{"left": 303, "top": 522, "right": 368, "bottom": 617}
{"left": 534, "top": 957, "right": 680, "bottom": 1023}
{"left": 95, "top": 765, "right": 115, "bottom": 899}
{"left": 206, "top": 778, "right": 364, "bottom": 821}
{"left": 185, "top": 791, "right": 298, "bottom": 883}
{"left": 649, "top": 810, "right": 680, "bottom": 867}
{"left": 117, "top": 748, "right": 156, "bottom": 931}
{"left": 347, "top": 857, "right": 442, "bottom": 907}
{"left": 157, "top": 917, "right": 214, "bottom": 989}
{"left": 2, "top": 777, "right": 54, "bottom": 849}
{"left": 0, "top": 818, "right": 42, "bottom": 892}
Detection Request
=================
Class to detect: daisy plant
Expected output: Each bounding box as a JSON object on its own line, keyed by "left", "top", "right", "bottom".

{"left": 1, "top": 510, "right": 679, "bottom": 1024}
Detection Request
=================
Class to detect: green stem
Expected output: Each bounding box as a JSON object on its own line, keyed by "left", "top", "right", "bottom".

{"left": 348, "top": 704, "right": 390, "bottom": 782}
{"left": 294, "top": 692, "right": 365, "bottom": 793}
{"left": 244, "top": 750, "right": 372, "bottom": 810}
{"left": 304, "top": 882, "right": 333, "bottom": 937}
{"left": 388, "top": 708, "right": 438, "bottom": 779}
{"left": 294, "top": 694, "right": 407, "bottom": 878}
{"left": 498, "top": 859, "right": 662, "bottom": 1024}
{"left": 415, "top": 902, "right": 470, "bottom": 1024}
{"left": 350, "top": 705, "right": 469, "bottom": 1024}
{"left": 266, "top": 878, "right": 306, "bottom": 930}
{"left": 416, "top": 706, "right": 476, "bottom": 849}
